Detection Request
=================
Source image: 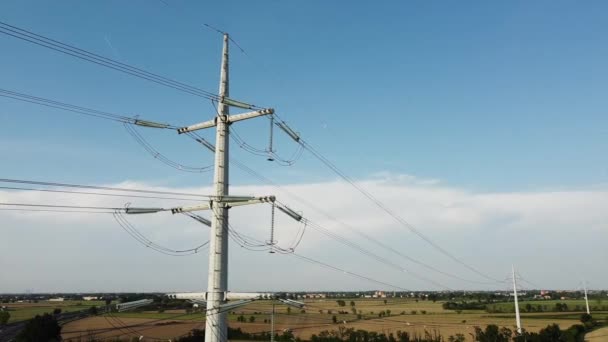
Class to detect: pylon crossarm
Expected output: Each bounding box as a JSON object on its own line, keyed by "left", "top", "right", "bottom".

{"left": 275, "top": 203, "right": 303, "bottom": 222}
{"left": 133, "top": 119, "right": 171, "bottom": 129}
{"left": 167, "top": 292, "right": 271, "bottom": 301}
{"left": 228, "top": 108, "right": 274, "bottom": 123}
{"left": 124, "top": 207, "right": 168, "bottom": 214}
{"left": 115, "top": 299, "right": 154, "bottom": 312}
{"left": 223, "top": 195, "right": 275, "bottom": 208}
{"left": 177, "top": 109, "right": 273, "bottom": 134}
{"left": 278, "top": 298, "right": 305, "bottom": 308}
{"left": 171, "top": 202, "right": 212, "bottom": 214}
{"left": 177, "top": 118, "right": 217, "bottom": 134}
{"left": 167, "top": 292, "right": 207, "bottom": 300}
{"left": 222, "top": 97, "right": 256, "bottom": 110}
{"left": 219, "top": 299, "right": 255, "bottom": 311}
{"left": 171, "top": 196, "right": 275, "bottom": 214}
{"left": 189, "top": 299, "right": 207, "bottom": 306}
{"left": 276, "top": 120, "right": 300, "bottom": 142}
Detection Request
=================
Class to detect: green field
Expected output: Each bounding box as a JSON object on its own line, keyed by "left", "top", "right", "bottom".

{"left": 488, "top": 299, "right": 607, "bottom": 312}
{"left": 4, "top": 300, "right": 107, "bottom": 323}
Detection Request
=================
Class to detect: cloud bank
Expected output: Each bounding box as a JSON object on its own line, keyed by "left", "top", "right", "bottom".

{"left": 1, "top": 173, "right": 606, "bottom": 293}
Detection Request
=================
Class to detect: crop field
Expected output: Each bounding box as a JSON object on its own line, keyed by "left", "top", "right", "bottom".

{"left": 487, "top": 299, "right": 608, "bottom": 312}
{"left": 585, "top": 326, "right": 608, "bottom": 341}
{"left": 57, "top": 298, "right": 608, "bottom": 341}
{"left": 4, "top": 300, "right": 107, "bottom": 323}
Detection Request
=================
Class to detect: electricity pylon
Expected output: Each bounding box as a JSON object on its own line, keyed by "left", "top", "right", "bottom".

{"left": 512, "top": 265, "right": 522, "bottom": 335}
{"left": 583, "top": 281, "right": 591, "bottom": 315}
{"left": 177, "top": 33, "right": 275, "bottom": 342}
{"left": 127, "top": 32, "right": 302, "bottom": 342}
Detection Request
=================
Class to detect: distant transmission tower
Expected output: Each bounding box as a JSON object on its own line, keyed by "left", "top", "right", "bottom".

{"left": 512, "top": 265, "right": 522, "bottom": 335}
{"left": 583, "top": 281, "right": 591, "bottom": 315}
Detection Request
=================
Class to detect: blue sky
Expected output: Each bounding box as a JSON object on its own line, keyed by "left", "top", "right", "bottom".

{"left": 1, "top": 0, "right": 607, "bottom": 190}
{"left": 1, "top": 1, "right": 607, "bottom": 292}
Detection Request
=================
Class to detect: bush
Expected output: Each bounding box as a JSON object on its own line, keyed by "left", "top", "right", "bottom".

{"left": 0, "top": 311, "right": 10, "bottom": 325}
{"left": 16, "top": 313, "right": 61, "bottom": 342}
{"left": 87, "top": 306, "right": 98, "bottom": 315}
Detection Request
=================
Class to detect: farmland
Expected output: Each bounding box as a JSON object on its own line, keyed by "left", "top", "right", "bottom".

{"left": 55, "top": 298, "right": 608, "bottom": 341}
{"left": 3, "top": 300, "right": 107, "bottom": 324}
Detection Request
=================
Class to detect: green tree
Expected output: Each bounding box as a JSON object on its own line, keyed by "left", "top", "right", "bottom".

{"left": 473, "top": 324, "right": 511, "bottom": 342}
{"left": 350, "top": 301, "right": 355, "bottom": 307}
{"left": 16, "top": 313, "right": 61, "bottom": 342}
{"left": 580, "top": 313, "right": 593, "bottom": 324}
{"left": 538, "top": 323, "right": 563, "bottom": 341}
{"left": 448, "top": 334, "right": 465, "bottom": 342}
{"left": 87, "top": 306, "right": 98, "bottom": 315}
{"left": 332, "top": 315, "right": 337, "bottom": 324}
{"left": 0, "top": 311, "right": 10, "bottom": 325}
{"left": 248, "top": 316, "right": 255, "bottom": 323}
{"left": 286, "top": 306, "right": 291, "bottom": 314}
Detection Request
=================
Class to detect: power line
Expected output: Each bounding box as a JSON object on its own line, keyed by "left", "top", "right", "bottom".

{"left": 295, "top": 214, "right": 453, "bottom": 291}
{"left": 112, "top": 210, "right": 209, "bottom": 256}
{"left": 222, "top": 218, "right": 412, "bottom": 291}
{"left": 0, "top": 88, "right": 137, "bottom": 124}
{"left": 0, "top": 21, "right": 221, "bottom": 101}
{"left": 0, "top": 208, "right": 115, "bottom": 214}
{"left": 0, "top": 202, "right": 126, "bottom": 211}
{"left": 207, "top": 205, "right": 413, "bottom": 291}
{"left": 286, "top": 252, "right": 411, "bottom": 292}
{"left": 123, "top": 122, "right": 214, "bottom": 173}
{"left": 0, "top": 185, "right": 203, "bottom": 202}
{"left": 227, "top": 158, "right": 496, "bottom": 286}
{"left": 208, "top": 99, "right": 303, "bottom": 166}
{"left": 0, "top": 88, "right": 213, "bottom": 173}
{"left": 297, "top": 137, "right": 502, "bottom": 283}
{"left": 265, "top": 112, "right": 502, "bottom": 283}
{"left": 0, "top": 178, "right": 211, "bottom": 198}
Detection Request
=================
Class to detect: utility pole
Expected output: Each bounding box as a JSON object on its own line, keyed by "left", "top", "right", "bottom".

{"left": 270, "top": 304, "right": 275, "bottom": 342}
{"left": 205, "top": 33, "right": 231, "bottom": 342}
{"left": 512, "top": 265, "right": 522, "bottom": 335}
{"left": 583, "top": 281, "right": 590, "bottom": 315}
{"left": 174, "top": 33, "right": 275, "bottom": 342}
{"left": 169, "top": 31, "right": 300, "bottom": 342}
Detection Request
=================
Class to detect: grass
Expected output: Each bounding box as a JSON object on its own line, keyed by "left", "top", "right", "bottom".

{"left": 4, "top": 300, "right": 108, "bottom": 323}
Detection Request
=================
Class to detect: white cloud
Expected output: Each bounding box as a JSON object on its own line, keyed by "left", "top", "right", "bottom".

{"left": 1, "top": 174, "right": 607, "bottom": 292}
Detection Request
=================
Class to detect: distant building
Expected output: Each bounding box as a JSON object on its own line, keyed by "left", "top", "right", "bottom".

{"left": 49, "top": 298, "right": 64, "bottom": 302}
{"left": 83, "top": 296, "right": 98, "bottom": 301}
{"left": 373, "top": 291, "right": 386, "bottom": 298}
{"left": 302, "top": 293, "right": 326, "bottom": 299}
